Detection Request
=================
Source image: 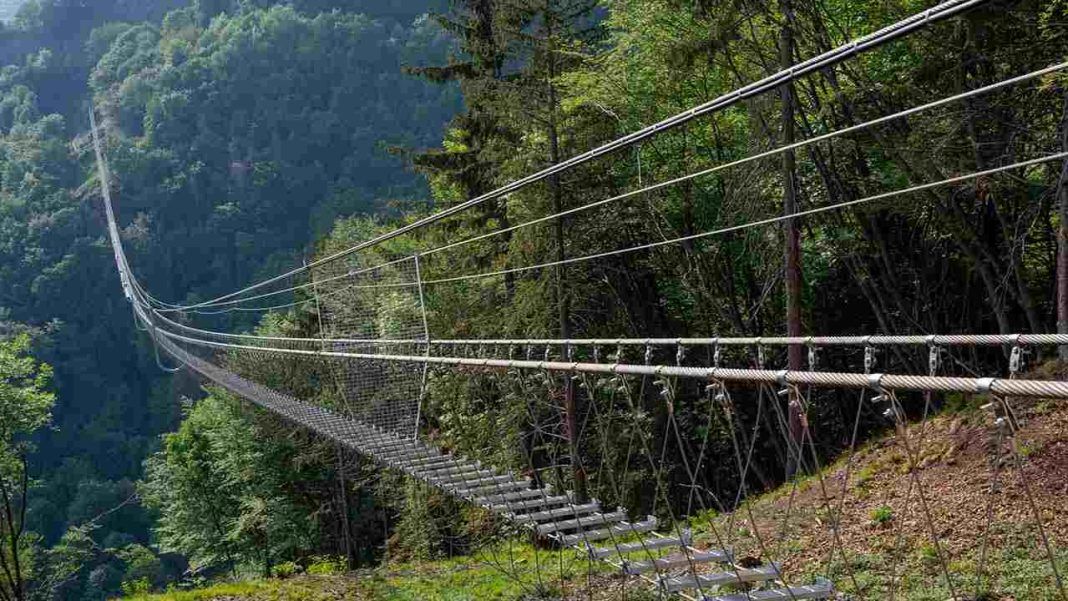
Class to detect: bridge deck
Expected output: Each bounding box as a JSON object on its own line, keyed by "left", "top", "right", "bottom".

{"left": 160, "top": 338, "right": 833, "bottom": 600}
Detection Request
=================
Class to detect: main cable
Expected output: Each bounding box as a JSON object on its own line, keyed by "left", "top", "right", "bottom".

{"left": 164, "top": 60, "right": 1065, "bottom": 312}
{"left": 147, "top": 0, "right": 987, "bottom": 312}
{"left": 418, "top": 152, "right": 1067, "bottom": 286}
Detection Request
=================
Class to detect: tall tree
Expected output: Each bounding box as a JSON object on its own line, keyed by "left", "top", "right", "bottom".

{"left": 0, "top": 334, "right": 54, "bottom": 601}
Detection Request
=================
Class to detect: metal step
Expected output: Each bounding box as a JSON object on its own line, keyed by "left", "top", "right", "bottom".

{"left": 441, "top": 473, "right": 515, "bottom": 491}
{"left": 384, "top": 449, "right": 440, "bottom": 464}
{"left": 622, "top": 549, "right": 731, "bottom": 574}
{"left": 512, "top": 502, "right": 601, "bottom": 524}
{"left": 368, "top": 436, "right": 418, "bottom": 451}
{"left": 559, "top": 517, "right": 658, "bottom": 546}
{"left": 659, "top": 564, "right": 781, "bottom": 593}
{"left": 427, "top": 468, "right": 498, "bottom": 486}
{"left": 406, "top": 454, "right": 455, "bottom": 469}
{"left": 537, "top": 511, "right": 627, "bottom": 535}
{"left": 587, "top": 530, "right": 692, "bottom": 559}
{"left": 702, "top": 580, "right": 834, "bottom": 601}
{"left": 490, "top": 493, "right": 572, "bottom": 514}
{"left": 473, "top": 486, "right": 554, "bottom": 507}
{"left": 414, "top": 461, "right": 482, "bottom": 478}
{"left": 453, "top": 478, "right": 531, "bottom": 499}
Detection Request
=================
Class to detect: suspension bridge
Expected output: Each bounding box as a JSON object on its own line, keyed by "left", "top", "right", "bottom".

{"left": 89, "top": 0, "right": 1068, "bottom": 598}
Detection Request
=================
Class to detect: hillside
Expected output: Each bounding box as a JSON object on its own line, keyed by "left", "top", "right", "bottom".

{"left": 121, "top": 377, "right": 1068, "bottom": 601}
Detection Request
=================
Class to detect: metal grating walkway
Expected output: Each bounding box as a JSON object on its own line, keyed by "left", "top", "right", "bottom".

{"left": 159, "top": 338, "right": 833, "bottom": 600}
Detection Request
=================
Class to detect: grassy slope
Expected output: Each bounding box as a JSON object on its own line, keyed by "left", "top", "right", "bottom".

{"left": 124, "top": 385, "right": 1068, "bottom": 601}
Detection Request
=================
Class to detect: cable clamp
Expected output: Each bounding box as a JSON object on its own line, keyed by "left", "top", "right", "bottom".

{"left": 775, "top": 370, "right": 789, "bottom": 387}
{"left": 975, "top": 377, "right": 996, "bottom": 394}
{"left": 867, "top": 373, "right": 885, "bottom": 391}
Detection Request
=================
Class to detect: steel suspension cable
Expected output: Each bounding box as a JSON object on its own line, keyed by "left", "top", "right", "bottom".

{"left": 416, "top": 152, "right": 1068, "bottom": 286}
{"left": 145, "top": 150, "right": 1068, "bottom": 318}
{"left": 166, "top": 60, "right": 1064, "bottom": 312}
{"left": 146, "top": 0, "right": 987, "bottom": 313}
{"left": 150, "top": 327, "right": 1068, "bottom": 398}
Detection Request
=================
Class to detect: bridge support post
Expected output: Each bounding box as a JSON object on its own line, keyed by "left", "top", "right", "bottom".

{"left": 337, "top": 445, "right": 356, "bottom": 570}
{"left": 414, "top": 253, "right": 431, "bottom": 440}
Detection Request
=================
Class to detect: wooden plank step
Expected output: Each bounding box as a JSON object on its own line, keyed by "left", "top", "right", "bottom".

{"left": 512, "top": 502, "right": 601, "bottom": 524}
{"left": 490, "top": 493, "right": 572, "bottom": 514}
{"left": 660, "top": 564, "right": 781, "bottom": 593}
{"left": 537, "top": 511, "right": 627, "bottom": 535}
{"left": 587, "top": 530, "right": 692, "bottom": 559}
{"left": 702, "top": 580, "right": 833, "bottom": 601}
{"left": 622, "top": 549, "right": 731, "bottom": 574}
{"left": 559, "top": 518, "right": 658, "bottom": 546}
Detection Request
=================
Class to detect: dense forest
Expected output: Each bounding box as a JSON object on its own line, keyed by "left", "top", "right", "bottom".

{"left": 0, "top": 0, "right": 1065, "bottom": 599}
{"left": 0, "top": 0, "right": 459, "bottom": 598}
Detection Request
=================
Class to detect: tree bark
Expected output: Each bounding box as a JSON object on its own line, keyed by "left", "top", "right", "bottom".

{"left": 544, "top": 0, "right": 586, "bottom": 502}
{"left": 779, "top": 0, "right": 804, "bottom": 475}
{"left": 1058, "top": 89, "right": 1068, "bottom": 359}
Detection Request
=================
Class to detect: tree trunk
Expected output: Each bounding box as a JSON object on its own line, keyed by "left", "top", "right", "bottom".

{"left": 1058, "top": 90, "right": 1068, "bottom": 359}
{"left": 544, "top": 0, "right": 587, "bottom": 502}
{"left": 779, "top": 0, "right": 804, "bottom": 475}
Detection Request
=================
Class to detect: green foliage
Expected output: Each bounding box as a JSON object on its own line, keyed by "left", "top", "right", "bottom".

{"left": 0, "top": 332, "right": 53, "bottom": 599}
{"left": 141, "top": 393, "right": 315, "bottom": 576}
{"left": 0, "top": 0, "right": 454, "bottom": 597}
{"left": 304, "top": 555, "right": 344, "bottom": 575}
{"left": 870, "top": 505, "right": 894, "bottom": 525}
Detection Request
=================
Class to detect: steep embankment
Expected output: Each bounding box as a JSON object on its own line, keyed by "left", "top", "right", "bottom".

{"left": 124, "top": 373, "right": 1068, "bottom": 601}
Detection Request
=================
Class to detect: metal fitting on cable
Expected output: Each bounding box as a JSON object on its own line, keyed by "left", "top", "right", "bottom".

{"left": 592, "top": 346, "right": 601, "bottom": 364}
{"left": 713, "top": 343, "right": 722, "bottom": 368}
{"left": 928, "top": 343, "right": 941, "bottom": 377}
{"left": 975, "top": 377, "right": 996, "bottom": 395}
{"left": 807, "top": 338, "right": 817, "bottom": 370}
{"left": 864, "top": 344, "right": 876, "bottom": 374}
{"left": 756, "top": 340, "right": 765, "bottom": 369}
{"left": 1008, "top": 345, "right": 1024, "bottom": 377}
{"left": 544, "top": 344, "right": 552, "bottom": 362}
{"left": 775, "top": 370, "right": 789, "bottom": 397}
{"left": 644, "top": 343, "right": 653, "bottom": 365}
{"left": 867, "top": 373, "right": 885, "bottom": 396}
{"left": 675, "top": 342, "right": 686, "bottom": 366}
